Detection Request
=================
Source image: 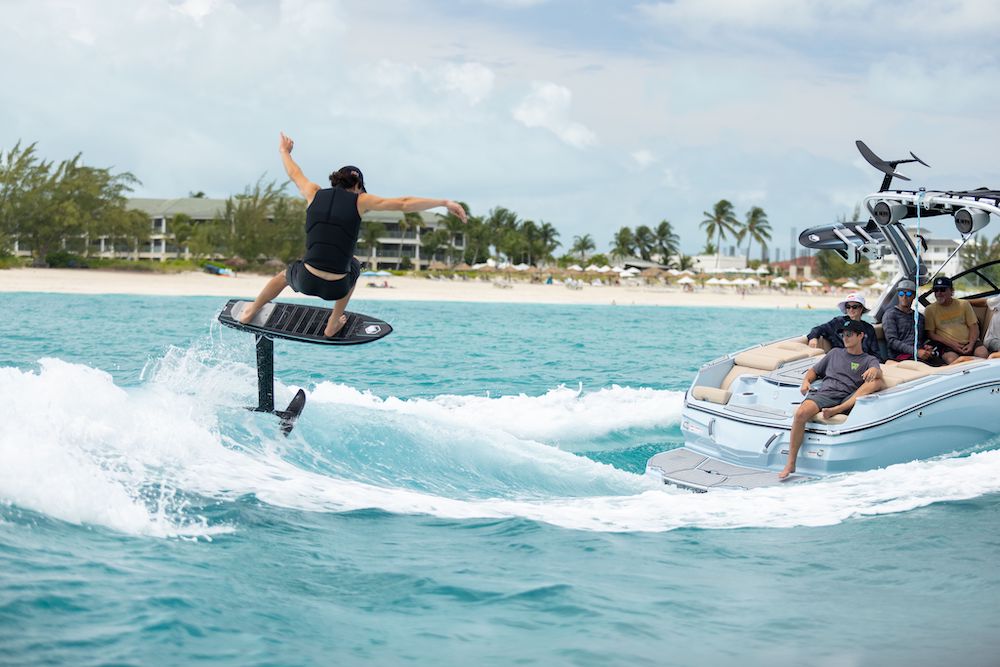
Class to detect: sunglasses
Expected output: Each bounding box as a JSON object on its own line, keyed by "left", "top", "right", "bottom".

{"left": 898, "top": 290, "right": 915, "bottom": 297}
{"left": 845, "top": 304, "right": 863, "bottom": 310}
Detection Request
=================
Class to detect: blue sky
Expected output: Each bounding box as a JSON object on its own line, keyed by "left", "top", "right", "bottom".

{"left": 2, "top": 0, "right": 998, "bottom": 258}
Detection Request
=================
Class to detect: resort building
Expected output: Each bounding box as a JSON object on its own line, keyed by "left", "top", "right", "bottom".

{"left": 12, "top": 196, "right": 462, "bottom": 270}
{"left": 868, "top": 227, "right": 964, "bottom": 279}
{"left": 689, "top": 253, "right": 747, "bottom": 273}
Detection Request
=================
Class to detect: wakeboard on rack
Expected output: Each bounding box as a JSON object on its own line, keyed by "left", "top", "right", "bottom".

{"left": 218, "top": 299, "right": 393, "bottom": 435}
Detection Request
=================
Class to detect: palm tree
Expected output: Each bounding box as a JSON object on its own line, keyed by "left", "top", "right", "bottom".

{"left": 170, "top": 213, "right": 193, "bottom": 259}
{"left": 570, "top": 233, "right": 595, "bottom": 261}
{"left": 521, "top": 219, "right": 539, "bottom": 265}
{"left": 359, "top": 220, "right": 385, "bottom": 268}
{"left": 421, "top": 228, "right": 450, "bottom": 265}
{"left": 634, "top": 225, "right": 655, "bottom": 261}
{"left": 399, "top": 211, "right": 422, "bottom": 269}
{"left": 742, "top": 206, "right": 772, "bottom": 264}
{"left": 611, "top": 226, "right": 636, "bottom": 259}
{"left": 538, "top": 221, "right": 561, "bottom": 264}
{"left": 653, "top": 219, "right": 679, "bottom": 265}
{"left": 700, "top": 199, "right": 739, "bottom": 269}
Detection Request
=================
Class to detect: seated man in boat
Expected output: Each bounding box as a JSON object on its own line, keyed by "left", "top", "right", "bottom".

{"left": 780, "top": 320, "right": 884, "bottom": 479}
{"left": 924, "top": 276, "right": 989, "bottom": 364}
{"left": 882, "top": 279, "right": 935, "bottom": 362}
{"left": 806, "top": 292, "right": 883, "bottom": 360}
{"left": 984, "top": 295, "right": 1000, "bottom": 354}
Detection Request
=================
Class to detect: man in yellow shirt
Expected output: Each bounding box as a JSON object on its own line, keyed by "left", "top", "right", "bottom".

{"left": 924, "top": 276, "right": 988, "bottom": 364}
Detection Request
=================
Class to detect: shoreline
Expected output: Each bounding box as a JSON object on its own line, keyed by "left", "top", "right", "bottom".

{"left": 0, "top": 267, "right": 846, "bottom": 310}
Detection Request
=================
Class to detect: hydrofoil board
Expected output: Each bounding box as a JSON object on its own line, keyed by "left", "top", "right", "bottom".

{"left": 218, "top": 299, "right": 392, "bottom": 345}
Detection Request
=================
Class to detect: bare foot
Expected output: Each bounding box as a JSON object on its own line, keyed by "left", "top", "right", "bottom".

{"left": 778, "top": 465, "right": 795, "bottom": 480}
{"left": 238, "top": 304, "right": 258, "bottom": 324}
{"left": 324, "top": 314, "right": 348, "bottom": 337}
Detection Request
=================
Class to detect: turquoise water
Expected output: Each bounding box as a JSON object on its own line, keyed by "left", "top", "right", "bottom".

{"left": 1, "top": 292, "right": 999, "bottom": 666}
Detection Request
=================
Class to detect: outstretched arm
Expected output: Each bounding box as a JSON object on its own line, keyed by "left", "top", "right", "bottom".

{"left": 278, "top": 132, "right": 321, "bottom": 204}
{"left": 359, "top": 194, "right": 468, "bottom": 223}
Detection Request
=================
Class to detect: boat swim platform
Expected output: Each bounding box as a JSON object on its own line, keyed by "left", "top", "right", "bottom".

{"left": 646, "top": 448, "right": 801, "bottom": 492}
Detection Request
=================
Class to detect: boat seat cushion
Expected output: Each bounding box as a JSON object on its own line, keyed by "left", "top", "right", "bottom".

{"left": 691, "top": 386, "right": 732, "bottom": 404}
{"left": 733, "top": 348, "right": 809, "bottom": 371}
{"left": 811, "top": 413, "right": 848, "bottom": 425}
{"left": 770, "top": 340, "right": 825, "bottom": 357}
{"left": 720, "top": 365, "right": 769, "bottom": 390}
{"left": 879, "top": 363, "right": 931, "bottom": 388}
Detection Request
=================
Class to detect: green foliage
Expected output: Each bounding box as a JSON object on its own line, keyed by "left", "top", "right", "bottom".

{"left": 570, "top": 233, "right": 595, "bottom": 260}
{"left": 44, "top": 250, "right": 88, "bottom": 268}
{"left": 0, "top": 141, "right": 139, "bottom": 261}
{"left": 815, "top": 250, "right": 873, "bottom": 281}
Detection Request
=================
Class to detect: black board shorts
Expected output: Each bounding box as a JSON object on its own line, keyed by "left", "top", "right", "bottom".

{"left": 286, "top": 258, "right": 362, "bottom": 301}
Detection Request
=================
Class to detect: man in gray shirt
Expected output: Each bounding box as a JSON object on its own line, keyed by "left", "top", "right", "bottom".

{"left": 779, "top": 319, "right": 884, "bottom": 479}
{"left": 882, "top": 279, "right": 935, "bottom": 362}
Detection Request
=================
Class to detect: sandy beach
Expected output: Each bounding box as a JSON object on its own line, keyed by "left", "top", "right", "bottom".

{"left": 0, "top": 268, "right": 846, "bottom": 310}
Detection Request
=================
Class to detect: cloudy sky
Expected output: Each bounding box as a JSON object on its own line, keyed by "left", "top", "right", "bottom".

{"left": 2, "top": 0, "right": 998, "bottom": 258}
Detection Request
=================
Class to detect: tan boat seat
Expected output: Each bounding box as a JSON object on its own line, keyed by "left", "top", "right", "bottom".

{"left": 734, "top": 348, "right": 809, "bottom": 371}
{"left": 691, "top": 386, "right": 732, "bottom": 404}
{"left": 811, "top": 413, "right": 848, "bottom": 425}
{"left": 879, "top": 363, "right": 931, "bottom": 388}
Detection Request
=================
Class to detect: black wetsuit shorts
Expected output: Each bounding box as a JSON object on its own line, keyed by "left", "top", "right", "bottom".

{"left": 286, "top": 257, "right": 362, "bottom": 301}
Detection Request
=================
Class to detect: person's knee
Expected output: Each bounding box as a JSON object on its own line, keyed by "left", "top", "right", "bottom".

{"left": 794, "top": 401, "right": 818, "bottom": 421}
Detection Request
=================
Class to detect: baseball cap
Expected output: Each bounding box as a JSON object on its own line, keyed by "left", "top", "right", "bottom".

{"left": 932, "top": 276, "right": 953, "bottom": 289}
{"left": 841, "top": 319, "right": 866, "bottom": 335}
{"left": 335, "top": 165, "right": 366, "bottom": 192}
{"left": 897, "top": 279, "right": 916, "bottom": 292}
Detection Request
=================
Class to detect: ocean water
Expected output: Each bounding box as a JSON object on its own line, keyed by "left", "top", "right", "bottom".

{"left": 1, "top": 292, "right": 998, "bottom": 666}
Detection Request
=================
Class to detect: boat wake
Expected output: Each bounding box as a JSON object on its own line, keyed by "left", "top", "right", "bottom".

{"left": 2, "top": 350, "right": 998, "bottom": 538}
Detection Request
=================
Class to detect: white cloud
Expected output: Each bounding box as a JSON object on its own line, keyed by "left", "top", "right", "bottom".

{"left": 439, "top": 62, "right": 495, "bottom": 105}
{"left": 512, "top": 82, "right": 597, "bottom": 149}
{"left": 631, "top": 149, "right": 655, "bottom": 169}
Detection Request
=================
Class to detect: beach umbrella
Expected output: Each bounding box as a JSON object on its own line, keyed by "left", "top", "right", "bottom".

{"left": 771, "top": 276, "right": 788, "bottom": 285}
{"left": 374, "top": 270, "right": 392, "bottom": 277}
{"left": 514, "top": 263, "right": 530, "bottom": 271}
{"left": 842, "top": 280, "right": 860, "bottom": 289}
{"left": 455, "top": 262, "right": 472, "bottom": 270}
{"left": 870, "top": 281, "right": 887, "bottom": 291}
{"left": 429, "top": 261, "right": 448, "bottom": 270}
{"left": 585, "top": 264, "right": 600, "bottom": 272}
{"left": 677, "top": 276, "right": 695, "bottom": 284}
{"left": 803, "top": 279, "right": 824, "bottom": 287}
{"left": 361, "top": 270, "right": 380, "bottom": 277}
{"left": 756, "top": 265, "right": 771, "bottom": 274}
{"left": 706, "top": 277, "right": 722, "bottom": 285}
{"left": 568, "top": 264, "right": 584, "bottom": 272}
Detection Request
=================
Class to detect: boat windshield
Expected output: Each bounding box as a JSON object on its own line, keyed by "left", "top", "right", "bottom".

{"left": 919, "top": 258, "right": 1000, "bottom": 306}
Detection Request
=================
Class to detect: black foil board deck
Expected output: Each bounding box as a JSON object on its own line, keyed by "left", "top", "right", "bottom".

{"left": 218, "top": 299, "right": 392, "bottom": 345}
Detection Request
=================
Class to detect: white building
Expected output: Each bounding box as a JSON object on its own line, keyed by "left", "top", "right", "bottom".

{"left": 12, "top": 196, "right": 462, "bottom": 270}
{"left": 869, "top": 226, "right": 964, "bottom": 279}
{"left": 690, "top": 253, "right": 747, "bottom": 273}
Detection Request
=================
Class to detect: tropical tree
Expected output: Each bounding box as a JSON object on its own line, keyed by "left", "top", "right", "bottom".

{"left": 570, "top": 233, "right": 595, "bottom": 261}
{"left": 0, "top": 142, "right": 139, "bottom": 262}
{"left": 538, "top": 221, "right": 561, "bottom": 264}
{"left": 421, "top": 228, "right": 450, "bottom": 265}
{"left": 700, "top": 199, "right": 739, "bottom": 269}
{"left": 634, "top": 225, "right": 655, "bottom": 261}
{"left": 741, "top": 206, "right": 772, "bottom": 264}
{"left": 170, "top": 213, "right": 194, "bottom": 259}
{"left": 654, "top": 219, "right": 680, "bottom": 265}
{"left": 401, "top": 211, "right": 423, "bottom": 268}
{"left": 217, "top": 177, "right": 285, "bottom": 261}
{"left": 676, "top": 254, "right": 694, "bottom": 271}
{"left": 611, "top": 226, "right": 635, "bottom": 259}
{"left": 358, "top": 219, "right": 385, "bottom": 267}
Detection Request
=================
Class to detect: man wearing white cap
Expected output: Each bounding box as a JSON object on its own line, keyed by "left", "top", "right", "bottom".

{"left": 806, "top": 292, "right": 883, "bottom": 360}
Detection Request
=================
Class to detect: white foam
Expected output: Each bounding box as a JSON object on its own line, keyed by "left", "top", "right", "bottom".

{"left": 309, "top": 382, "right": 684, "bottom": 443}
{"left": 4, "top": 356, "right": 999, "bottom": 537}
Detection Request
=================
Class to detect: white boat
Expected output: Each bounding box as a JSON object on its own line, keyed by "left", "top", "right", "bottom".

{"left": 646, "top": 141, "right": 1000, "bottom": 491}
